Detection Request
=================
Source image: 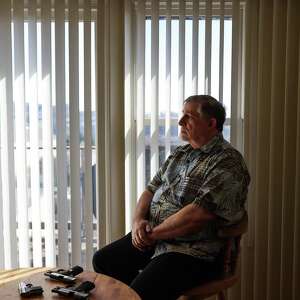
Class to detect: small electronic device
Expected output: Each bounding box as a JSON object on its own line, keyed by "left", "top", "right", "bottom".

{"left": 18, "top": 281, "right": 44, "bottom": 297}
{"left": 44, "top": 265, "right": 83, "bottom": 284}
{"left": 52, "top": 281, "right": 95, "bottom": 299}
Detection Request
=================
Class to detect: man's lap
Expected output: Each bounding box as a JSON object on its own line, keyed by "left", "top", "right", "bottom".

{"left": 92, "top": 233, "right": 221, "bottom": 300}
{"left": 92, "top": 233, "right": 154, "bottom": 284}
{"left": 130, "top": 251, "right": 220, "bottom": 300}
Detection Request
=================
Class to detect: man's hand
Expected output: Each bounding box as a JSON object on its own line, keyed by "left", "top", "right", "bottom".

{"left": 132, "top": 219, "right": 155, "bottom": 251}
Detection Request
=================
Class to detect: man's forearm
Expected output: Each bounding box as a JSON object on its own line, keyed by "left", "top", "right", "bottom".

{"left": 149, "top": 203, "right": 216, "bottom": 240}
{"left": 132, "top": 190, "right": 154, "bottom": 250}
{"left": 133, "top": 190, "right": 153, "bottom": 221}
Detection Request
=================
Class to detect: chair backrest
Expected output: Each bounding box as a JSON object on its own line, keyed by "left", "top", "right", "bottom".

{"left": 217, "top": 213, "right": 248, "bottom": 277}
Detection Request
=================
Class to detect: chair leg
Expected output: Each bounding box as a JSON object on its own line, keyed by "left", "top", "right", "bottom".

{"left": 217, "top": 291, "right": 226, "bottom": 300}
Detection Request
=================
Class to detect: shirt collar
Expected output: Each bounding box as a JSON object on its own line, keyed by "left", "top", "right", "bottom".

{"left": 199, "top": 132, "right": 224, "bottom": 153}
{"left": 181, "top": 132, "right": 224, "bottom": 154}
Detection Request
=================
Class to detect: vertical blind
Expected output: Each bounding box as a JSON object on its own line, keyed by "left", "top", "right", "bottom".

{"left": 243, "top": 0, "right": 300, "bottom": 300}
{"left": 0, "top": 0, "right": 97, "bottom": 269}
{"left": 125, "top": 0, "right": 245, "bottom": 235}
{"left": 126, "top": 1, "right": 300, "bottom": 300}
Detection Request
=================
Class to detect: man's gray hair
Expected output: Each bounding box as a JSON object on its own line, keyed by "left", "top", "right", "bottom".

{"left": 184, "top": 95, "right": 226, "bottom": 132}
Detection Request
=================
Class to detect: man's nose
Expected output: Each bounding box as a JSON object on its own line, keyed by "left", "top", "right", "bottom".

{"left": 178, "top": 115, "right": 185, "bottom": 126}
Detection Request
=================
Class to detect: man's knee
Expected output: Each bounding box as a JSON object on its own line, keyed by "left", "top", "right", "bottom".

{"left": 92, "top": 234, "right": 133, "bottom": 274}
{"left": 92, "top": 248, "right": 109, "bottom": 273}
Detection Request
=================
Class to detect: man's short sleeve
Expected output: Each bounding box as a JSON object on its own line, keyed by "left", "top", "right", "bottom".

{"left": 146, "top": 149, "right": 178, "bottom": 194}
{"left": 146, "top": 171, "right": 163, "bottom": 194}
{"left": 193, "top": 154, "right": 250, "bottom": 224}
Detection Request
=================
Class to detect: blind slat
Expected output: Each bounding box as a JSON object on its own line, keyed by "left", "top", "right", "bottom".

{"left": 83, "top": 0, "right": 94, "bottom": 270}
{"left": 14, "top": 0, "right": 30, "bottom": 267}
{"left": 150, "top": 0, "right": 159, "bottom": 177}
{"left": 192, "top": 0, "right": 199, "bottom": 94}
{"left": 96, "top": 0, "right": 107, "bottom": 248}
{"left": 253, "top": 0, "right": 273, "bottom": 297}
{"left": 205, "top": 0, "right": 212, "bottom": 94}
{"left": 28, "top": 0, "right": 43, "bottom": 268}
{"left": 55, "top": 0, "right": 69, "bottom": 268}
{"left": 124, "top": 0, "right": 136, "bottom": 232}
{"left": 293, "top": 37, "right": 300, "bottom": 300}
{"left": 104, "top": 0, "right": 112, "bottom": 243}
{"left": 238, "top": 5, "right": 245, "bottom": 152}
{"left": 280, "top": 0, "right": 300, "bottom": 298}
{"left": 242, "top": 1, "right": 259, "bottom": 299}
{"left": 136, "top": 0, "right": 146, "bottom": 195}
{"left": 0, "top": 0, "right": 18, "bottom": 269}
{"left": 69, "top": 0, "right": 82, "bottom": 265}
{"left": 266, "top": 1, "right": 287, "bottom": 299}
{"left": 230, "top": 0, "right": 240, "bottom": 148}
{"left": 165, "top": 0, "right": 171, "bottom": 158}
{"left": 41, "top": 0, "right": 55, "bottom": 267}
{"left": 178, "top": 0, "right": 185, "bottom": 103}
{"left": 219, "top": 0, "right": 224, "bottom": 103}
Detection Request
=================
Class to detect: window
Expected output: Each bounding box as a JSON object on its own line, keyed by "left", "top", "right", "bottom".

{"left": 0, "top": 0, "right": 97, "bottom": 269}
{"left": 124, "top": 0, "right": 245, "bottom": 230}
{"left": 144, "top": 16, "right": 233, "bottom": 183}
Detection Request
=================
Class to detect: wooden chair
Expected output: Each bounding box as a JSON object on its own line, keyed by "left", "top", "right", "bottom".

{"left": 178, "top": 213, "right": 248, "bottom": 300}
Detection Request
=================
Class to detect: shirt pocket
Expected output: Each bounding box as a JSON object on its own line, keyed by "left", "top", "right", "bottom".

{"left": 176, "top": 176, "right": 202, "bottom": 204}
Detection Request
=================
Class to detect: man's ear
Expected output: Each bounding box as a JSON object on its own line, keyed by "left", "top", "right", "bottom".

{"left": 208, "top": 118, "right": 217, "bottom": 129}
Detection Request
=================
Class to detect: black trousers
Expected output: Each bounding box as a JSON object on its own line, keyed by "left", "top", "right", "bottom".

{"left": 92, "top": 233, "right": 222, "bottom": 300}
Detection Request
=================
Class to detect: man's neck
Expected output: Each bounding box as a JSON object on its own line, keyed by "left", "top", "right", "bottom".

{"left": 190, "top": 132, "right": 219, "bottom": 149}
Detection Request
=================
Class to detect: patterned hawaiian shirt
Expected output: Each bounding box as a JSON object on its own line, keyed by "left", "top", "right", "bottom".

{"left": 146, "top": 133, "right": 250, "bottom": 261}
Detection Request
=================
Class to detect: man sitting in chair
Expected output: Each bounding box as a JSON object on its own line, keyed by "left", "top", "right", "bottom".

{"left": 93, "top": 95, "right": 250, "bottom": 300}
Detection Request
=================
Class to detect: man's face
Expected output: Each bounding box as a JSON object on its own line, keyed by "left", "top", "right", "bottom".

{"left": 178, "top": 101, "right": 213, "bottom": 143}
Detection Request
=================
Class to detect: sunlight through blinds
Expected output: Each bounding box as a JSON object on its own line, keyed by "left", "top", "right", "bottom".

{"left": 69, "top": 0, "right": 81, "bottom": 266}
{"left": 150, "top": 0, "right": 159, "bottom": 178}
{"left": 55, "top": 0, "right": 68, "bottom": 268}
{"left": 0, "top": 0, "right": 18, "bottom": 269}
{"left": 0, "top": 0, "right": 97, "bottom": 269}
{"left": 14, "top": 0, "right": 30, "bottom": 267}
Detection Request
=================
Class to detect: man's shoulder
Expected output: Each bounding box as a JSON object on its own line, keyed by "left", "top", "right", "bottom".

{"left": 211, "top": 141, "right": 250, "bottom": 178}
{"left": 214, "top": 139, "right": 245, "bottom": 161}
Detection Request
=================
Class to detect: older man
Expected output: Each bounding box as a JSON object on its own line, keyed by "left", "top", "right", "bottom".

{"left": 93, "top": 95, "right": 250, "bottom": 300}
